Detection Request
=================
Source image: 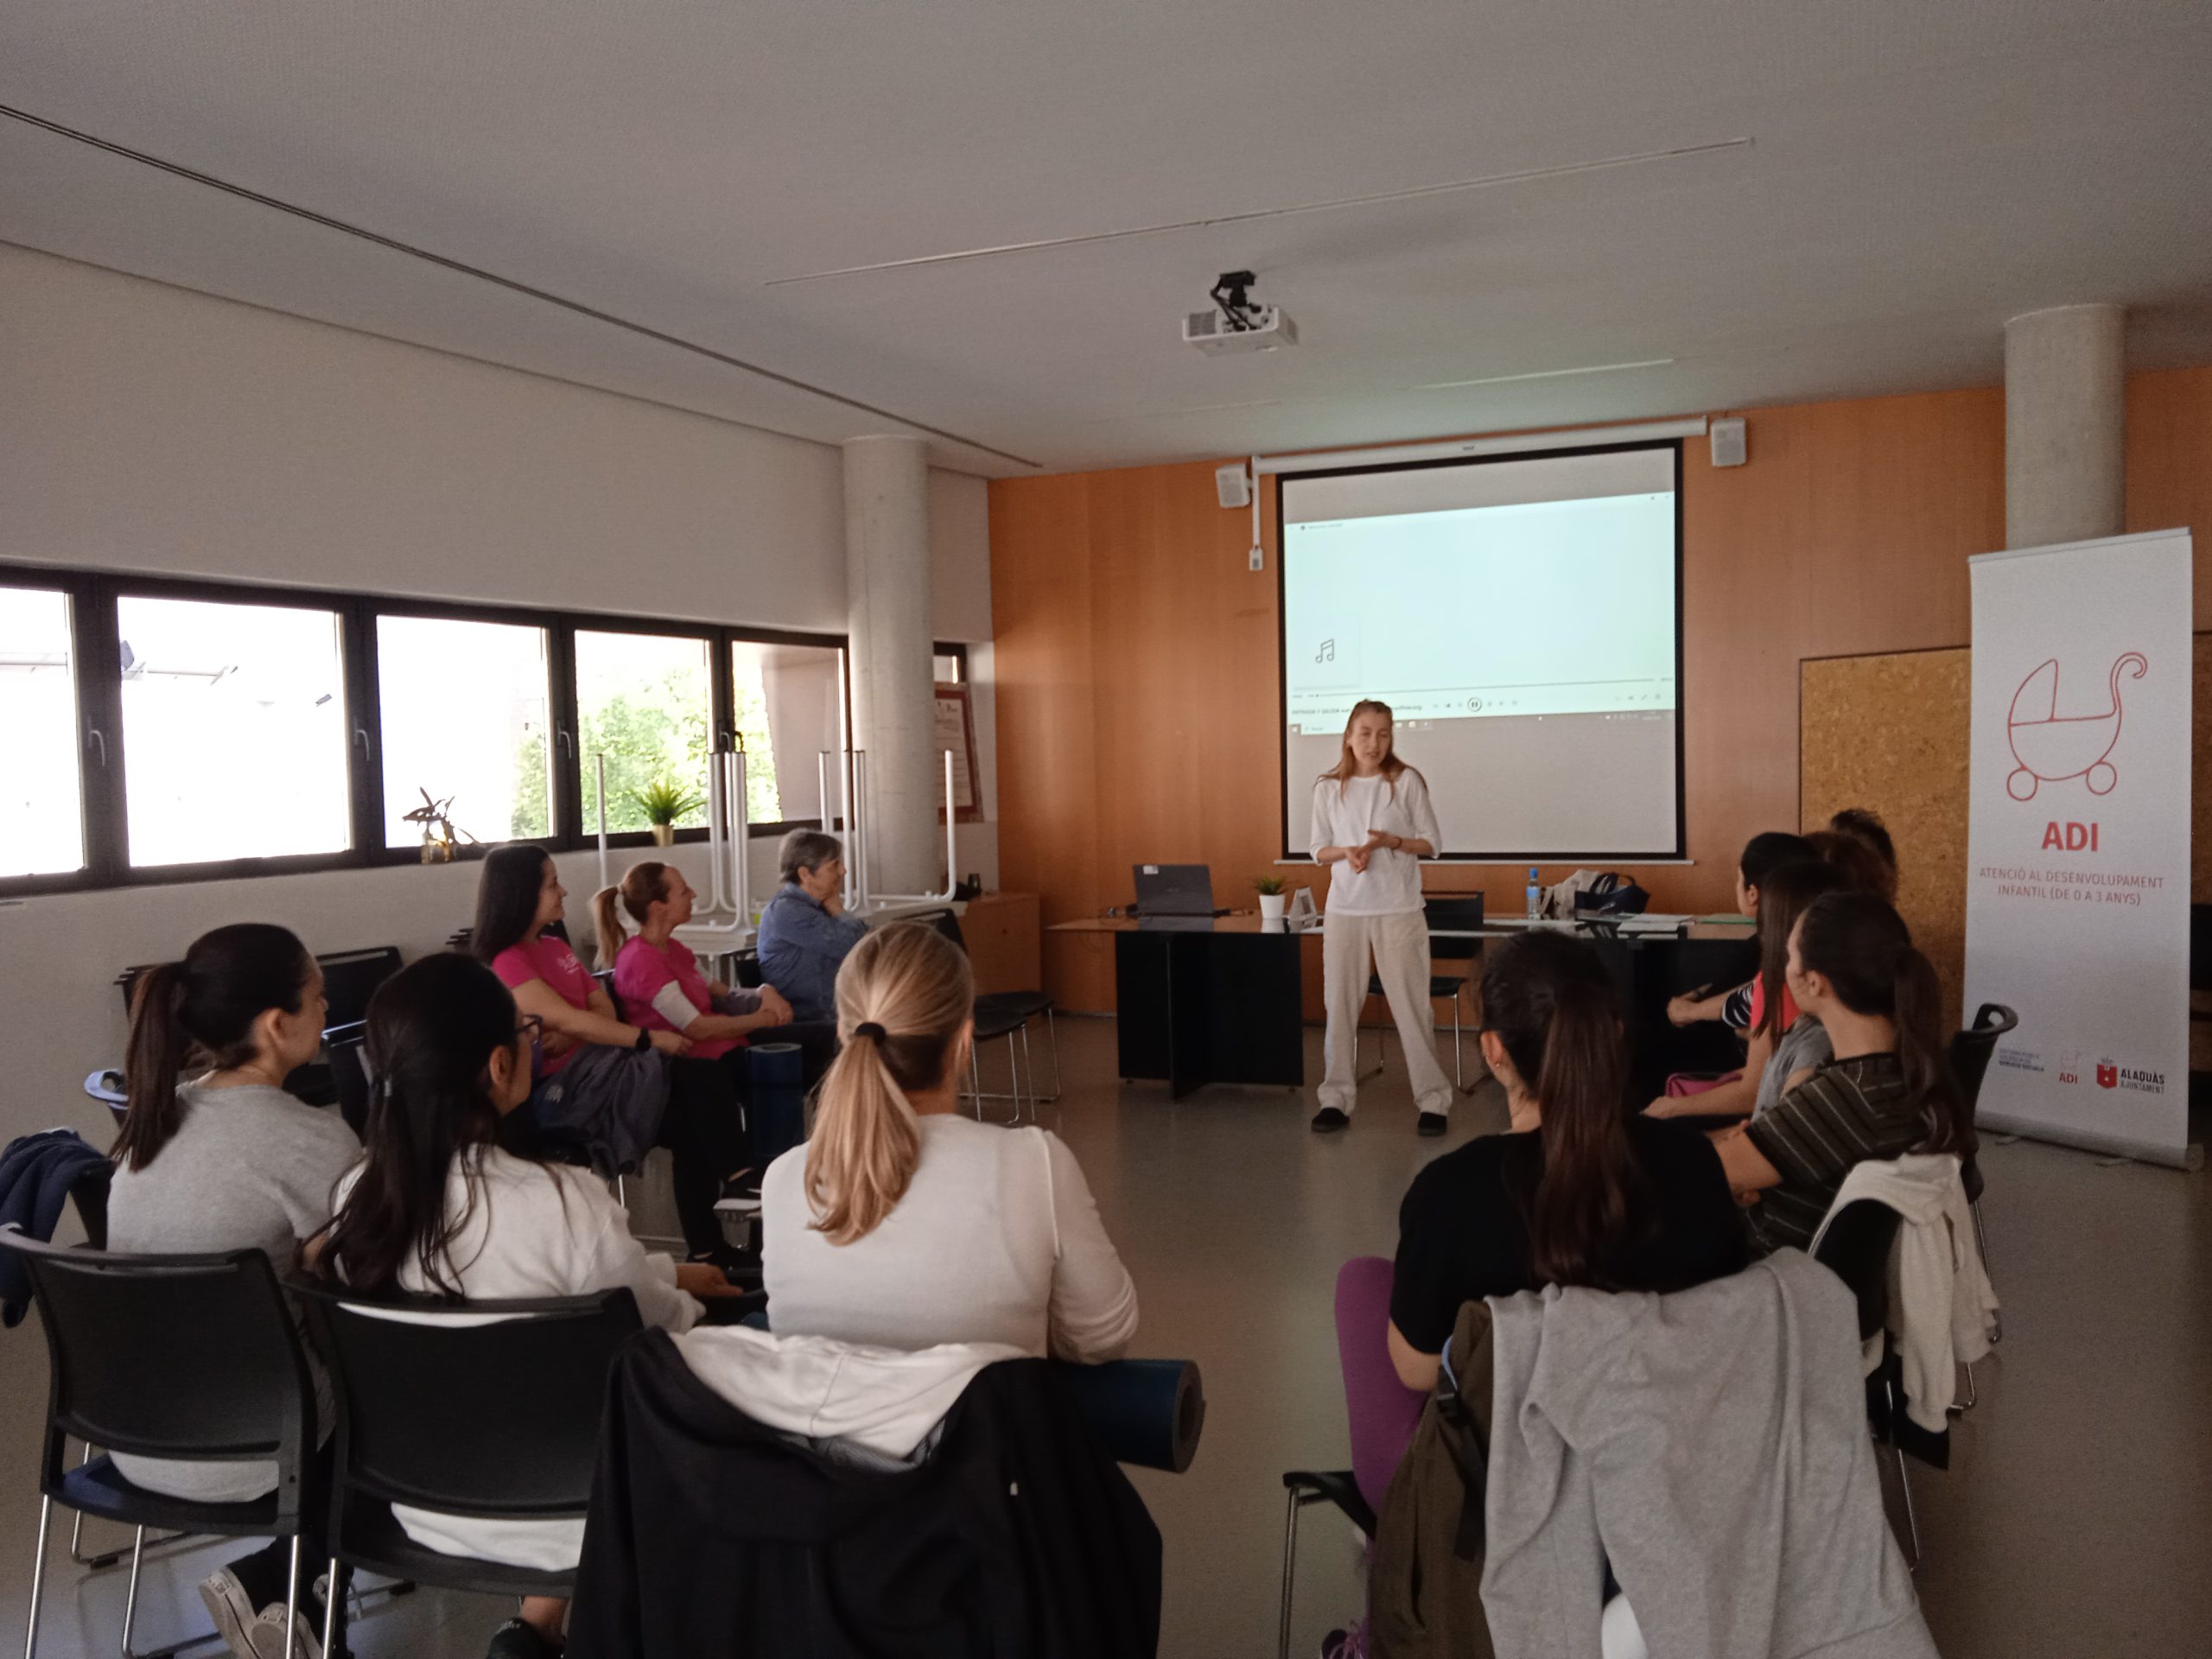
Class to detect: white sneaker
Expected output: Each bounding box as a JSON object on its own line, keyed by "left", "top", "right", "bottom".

{"left": 196, "top": 1568, "right": 261, "bottom": 1659}
{"left": 245, "top": 1603, "right": 324, "bottom": 1659}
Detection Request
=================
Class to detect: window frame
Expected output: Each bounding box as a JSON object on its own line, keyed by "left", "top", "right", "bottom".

{"left": 0, "top": 560, "right": 856, "bottom": 895}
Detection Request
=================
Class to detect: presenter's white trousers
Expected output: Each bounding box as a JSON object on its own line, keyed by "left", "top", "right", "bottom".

{"left": 1319, "top": 909, "right": 1454, "bottom": 1117}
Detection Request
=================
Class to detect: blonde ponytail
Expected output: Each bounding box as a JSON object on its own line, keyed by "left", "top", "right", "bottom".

{"left": 805, "top": 923, "right": 973, "bottom": 1245}
{"left": 592, "top": 860, "right": 673, "bottom": 971}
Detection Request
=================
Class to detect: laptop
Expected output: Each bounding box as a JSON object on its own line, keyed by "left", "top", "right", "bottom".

{"left": 1133, "top": 863, "right": 1228, "bottom": 927}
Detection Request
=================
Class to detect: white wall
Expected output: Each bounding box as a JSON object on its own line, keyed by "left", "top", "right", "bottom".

{"left": 0, "top": 243, "right": 996, "bottom": 1140}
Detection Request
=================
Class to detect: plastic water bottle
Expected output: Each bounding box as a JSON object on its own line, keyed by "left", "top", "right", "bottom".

{"left": 1525, "top": 867, "right": 1541, "bottom": 919}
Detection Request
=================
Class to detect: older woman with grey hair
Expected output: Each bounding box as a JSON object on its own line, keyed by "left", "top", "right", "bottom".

{"left": 753, "top": 830, "right": 870, "bottom": 1023}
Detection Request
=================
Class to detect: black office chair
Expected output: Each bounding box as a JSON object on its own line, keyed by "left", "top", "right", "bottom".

{"left": 1358, "top": 894, "right": 1488, "bottom": 1093}
{"left": 927, "top": 912, "right": 1045, "bottom": 1124}
{"left": 1812, "top": 1199, "right": 1918, "bottom": 1570}
{"left": 0, "top": 1233, "right": 321, "bottom": 1659}
{"left": 291, "top": 1282, "right": 644, "bottom": 1657}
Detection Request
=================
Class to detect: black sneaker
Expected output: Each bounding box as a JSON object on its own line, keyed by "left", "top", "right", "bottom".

{"left": 1416, "top": 1110, "right": 1449, "bottom": 1137}
{"left": 486, "top": 1618, "right": 563, "bottom": 1659}
{"left": 1309, "top": 1106, "right": 1351, "bottom": 1133}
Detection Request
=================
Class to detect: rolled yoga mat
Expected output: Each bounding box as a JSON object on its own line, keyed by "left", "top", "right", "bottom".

{"left": 1053, "top": 1358, "right": 1206, "bottom": 1473}
{"left": 746, "top": 1042, "right": 806, "bottom": 1170}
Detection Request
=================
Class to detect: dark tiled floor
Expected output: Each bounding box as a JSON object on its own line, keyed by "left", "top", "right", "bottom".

{"left": 3, "top": 1016, "right": 2207, "bottom": 1656}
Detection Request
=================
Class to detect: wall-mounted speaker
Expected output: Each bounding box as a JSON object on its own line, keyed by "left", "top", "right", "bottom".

{"left": 1216, "top": 462, "right": 1252, "bottom": 509}
{"left": 1710, "top": 417, "right": 1747, "bottom": 468}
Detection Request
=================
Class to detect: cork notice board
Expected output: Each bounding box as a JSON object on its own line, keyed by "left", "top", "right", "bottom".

{"left": 1802, "top": 634, "right": 2211, "bottom": 1034}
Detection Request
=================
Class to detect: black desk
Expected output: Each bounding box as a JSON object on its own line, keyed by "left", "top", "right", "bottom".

{"left": 1053, "top": 914, "right": 1758, "bottom": 1104}
{"left": 1054, "top": 917, "right": 1310, "bottom": 1099}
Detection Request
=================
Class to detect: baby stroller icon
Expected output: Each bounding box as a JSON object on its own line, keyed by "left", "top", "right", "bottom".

{"left": 2005, "top": 652, "right": 2147, "bottom": 801}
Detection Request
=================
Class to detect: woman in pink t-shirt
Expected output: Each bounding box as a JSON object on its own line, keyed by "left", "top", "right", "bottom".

{"left": 472, "top": 844, "right": 750, "bottom": 1257}
{"left": 594, "top": 862, "right": 793, "bottom": 1062}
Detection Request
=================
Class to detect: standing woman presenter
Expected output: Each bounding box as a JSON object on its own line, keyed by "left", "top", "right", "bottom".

{"left": 1309, "top": 700, "right": 1457, "bottom": 1136}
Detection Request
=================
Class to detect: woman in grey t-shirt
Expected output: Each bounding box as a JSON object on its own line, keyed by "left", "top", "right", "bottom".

{"left": 105, "top": 924, "right": 359, "bottom": 1659}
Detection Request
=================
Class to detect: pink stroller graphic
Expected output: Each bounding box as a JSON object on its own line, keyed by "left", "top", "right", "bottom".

{"left": 2005, "top": 652, "right": 2147, "bottom": 800}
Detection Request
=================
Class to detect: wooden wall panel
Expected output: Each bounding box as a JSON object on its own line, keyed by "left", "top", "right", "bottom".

{"left": 2126, "top": 366, "right": 2212, "bottom": 632}
{"left": 992, "top": 368, "right": 2212, "bottom": 1013}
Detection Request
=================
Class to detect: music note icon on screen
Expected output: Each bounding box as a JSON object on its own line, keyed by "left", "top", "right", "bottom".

{"left": 1315, "top": 639, "right": 1335, "bottom": 664}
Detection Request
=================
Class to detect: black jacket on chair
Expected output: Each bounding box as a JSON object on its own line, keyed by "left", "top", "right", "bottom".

{"left": 567, "top": 1331, "right": 1162, "bottom": 1659}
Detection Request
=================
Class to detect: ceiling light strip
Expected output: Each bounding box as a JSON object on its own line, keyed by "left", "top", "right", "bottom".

{"left": 767, "top": 137, "right": 1751, "bottom": 285}
{"left": 1255, "top": 417, "right": 1709, "bottom": 476}
{"left": 0, "top": 102, "right": 1039, "bottom": 469}
{"left": 1414, "top": 357, "right": 1675, "bottom": 391}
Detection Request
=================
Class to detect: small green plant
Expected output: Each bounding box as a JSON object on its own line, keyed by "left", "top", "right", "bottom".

{"left": 626, "top": 777, "right": 705, "bottom": 827}
{"left": 1252, "top": 874, "right": 1287, "bottom": 896}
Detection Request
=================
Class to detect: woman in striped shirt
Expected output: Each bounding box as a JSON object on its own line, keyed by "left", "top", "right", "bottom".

{"left": 1711, "top": 891, "right": 1972, "bottom": 1251}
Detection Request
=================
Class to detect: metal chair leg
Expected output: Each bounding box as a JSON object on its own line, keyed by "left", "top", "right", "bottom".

{"left": 969, "top": 1046, "right": 982, "bottom": 1119}
{"left": 1950, "top": 1360, "right": 1978, "bottom": 1415}
{"left": 25, "top": 1494, "right": 52, "bottom": 1659}
{"left": 119, "top": 1529, "right": 144, "bottom": 1659}
{"left": 280, "top": 1535, "right": 301, "bottom": 1659}
{"left": 1275, "top": 1485, "right": 1302, "bottom": 1659}
{"left": 1019, "top": 1024, "right": 1039, "bottom": 1124}
{"left": 321, "top": 1557, "right": 340, "bottom": 1659}
{"left": 1045, "top": 1008, "right": 1063, "bottom": 1102}
{"left": 1450, "top": 995, "right": 1463, "bottom": 1091}
{"left": 1887, "top": 1379, "right": 1921, "bottom": 1571}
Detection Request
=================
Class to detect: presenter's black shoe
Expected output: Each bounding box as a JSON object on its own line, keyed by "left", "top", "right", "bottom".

{"left": 1416, "top": 1110, "right": 1449, "bottom": 1137}
{"left": 1309, "top": 1106, "right": 1351, "bottom": 1133}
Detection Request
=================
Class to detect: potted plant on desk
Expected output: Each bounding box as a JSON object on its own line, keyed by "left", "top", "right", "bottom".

{"left": 1252, "top": 874, "right": 1288, "bottom": 922}
{"left": 627, "top": 778, "right": 703, "bottom": 847}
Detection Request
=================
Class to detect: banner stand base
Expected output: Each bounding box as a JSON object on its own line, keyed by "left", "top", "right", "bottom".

{"left": 1976, "top": 1109, "right": 2202, "bottom": 1172}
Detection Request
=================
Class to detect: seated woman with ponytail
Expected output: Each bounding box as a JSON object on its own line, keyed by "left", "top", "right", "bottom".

{"left": 473, "top": 843, "right": 751, "bottom": 1258}
{"left": 1646, "top": 857, "right": 1850, "bottom": 1124}
{"left": 760, "top": 923, "right": 1138, "bottom": 1361}
{"left": 594, "top": 861, "right": 836, "bottom": 1084}
{"left": 107, "top": 924, "right": 360, "bottom": 1659}
{"left": 1713, "top": 891, "right": 1972, "bottom": 1253}
{"left": 1387, "top": 931, "right": 1749, "bottom": 1392}
{"left": 319, "top": 952, "right": 737, "bottom": 1659}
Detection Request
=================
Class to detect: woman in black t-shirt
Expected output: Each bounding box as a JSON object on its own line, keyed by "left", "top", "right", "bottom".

{"left": 1387, "top": 931, "right": 1749, "bottom": 1390}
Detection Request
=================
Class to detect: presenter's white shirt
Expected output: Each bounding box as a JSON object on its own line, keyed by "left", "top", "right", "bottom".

{"left": 1309, "top": 770, "right": 1441, "bottom": 916}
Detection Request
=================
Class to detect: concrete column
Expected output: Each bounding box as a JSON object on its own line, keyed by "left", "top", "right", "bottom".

{"left": 2005, "top": 303, "right": 2125, "bottom": 550}
{"left": 842, "top": 435, "right": 940, "bottom": 895}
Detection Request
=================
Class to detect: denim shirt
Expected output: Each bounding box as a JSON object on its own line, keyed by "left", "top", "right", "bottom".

{"left": 755, "top": 882, "right": 869, "bottom": 1022}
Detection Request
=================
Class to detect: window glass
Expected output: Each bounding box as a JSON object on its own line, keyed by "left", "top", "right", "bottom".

{"left": 0, "top": 586, "right": 86, "bottom": 877}
{"left": 378, "top": 615, "right": 553, "bottom": 847}
{"left": 575, "top": 631, "right": 711, "bottom": 834}
{"left": 118, "top": 596, "right": 350, "bottom": 867}
{"left": 731, "top": 641, "right": 846, "bottom": 826}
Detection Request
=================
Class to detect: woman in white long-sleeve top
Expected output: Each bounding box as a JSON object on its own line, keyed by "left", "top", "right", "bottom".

{"left": 317, "top": 952, "right": 741, "bottom": 1659}
{"left": 1308, "top": 698, "right": 1457, "bottom": 1136}
{"left": 762, "top": 923, "right": 1138, "bottom": 1363}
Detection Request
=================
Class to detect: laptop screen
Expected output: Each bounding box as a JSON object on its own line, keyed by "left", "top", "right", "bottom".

{"left": 1133, "top": 863, "right": 1216, "bottom": 916}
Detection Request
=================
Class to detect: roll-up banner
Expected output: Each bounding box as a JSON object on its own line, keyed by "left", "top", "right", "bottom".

{"left": 1964, "top": 529, "right": 2196, "bottom": 1168}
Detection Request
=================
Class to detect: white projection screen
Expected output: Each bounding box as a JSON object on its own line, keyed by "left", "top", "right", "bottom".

{"left": 1279, "top": 442, "right": 1683, "bottom": 861}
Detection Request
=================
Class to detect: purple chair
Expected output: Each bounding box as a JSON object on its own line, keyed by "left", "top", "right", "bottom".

{"left": 1278, "top": 1257, "right": 1428, "bottom": 1659}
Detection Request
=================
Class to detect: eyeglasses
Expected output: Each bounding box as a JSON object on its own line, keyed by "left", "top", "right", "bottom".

{"left": 517, "top": 1014, "right": 544, "bottom": 1042}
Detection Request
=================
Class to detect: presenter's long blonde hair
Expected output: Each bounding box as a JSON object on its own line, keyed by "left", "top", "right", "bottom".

{"left": 1319, "top": 698, "right": 1424, "bottom": 799}
{"left": 805, "top": 923, "right": 974, "bottom": 1245}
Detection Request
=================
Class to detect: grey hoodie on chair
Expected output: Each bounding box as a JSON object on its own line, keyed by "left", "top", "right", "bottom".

{"left": 1482, "top": 1249, "right": 1937, "bottom": 1659}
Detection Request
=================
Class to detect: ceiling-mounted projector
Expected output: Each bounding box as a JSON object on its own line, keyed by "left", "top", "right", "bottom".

{"left": 1185, "top": 270, "right": 1297, "bottom": 356}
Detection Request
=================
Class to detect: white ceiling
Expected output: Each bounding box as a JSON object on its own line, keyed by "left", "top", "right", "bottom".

{"left": 4, "top": 1, "right": 2211, "bottom": 477}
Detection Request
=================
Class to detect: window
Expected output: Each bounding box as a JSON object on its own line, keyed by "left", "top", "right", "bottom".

{"left": 575, "top": 629, "right": 711, "bottom": 834}
{"left": 116, "top": 595, "right": 351, "bottom": 867}
{"left": 378, "top": 615, "right": 554, "bottom": 848}
{"left": 0, "top": 562, "right": 863, "bottom": 891}
{"left": 731, "top": 639, "right": 846, "bottom": 827}
{"left": 933, "top": 650, "right": 963, "bottom": 684}
{"left": 0, "top": 585, "right": 86, "bottom": 877}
